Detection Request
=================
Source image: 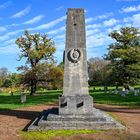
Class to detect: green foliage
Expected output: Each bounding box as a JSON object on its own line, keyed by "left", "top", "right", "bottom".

{"left": 16, "top": 30, "right": 56, "bottom": 95}
{"left": 16, "top": 30, "right": 56, "bottom": 66}
{"left": 105, "top": 27, "right": 140, "bottom": 85}
{"left": 37, "top": 63, "right": 64, "bottom": 90}
{"left": 21, "top": 130, "right": 99, "bottom": 140}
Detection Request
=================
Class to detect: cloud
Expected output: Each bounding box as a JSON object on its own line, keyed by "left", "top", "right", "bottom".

{"left": 86, "top": 24, "right": 101, "bottom": 29}
{"left": 56, "top": 6, "right": 63, "bottom": 11}
{"left": 11, "top": 5, "right": 31, "bottom": 18}
{"left": 120, "top": 4, "right": 140, "bottom": 13}
{"left": 0, "top": 26, "right": 7, "bottom": 32}
{"left": 103, "top": 18, "right": 119, "bottom": 27}
{"left": 124, "top": 13, "right": 140, "bottom": 27}
{"left": 86, "top": 12, "right": 113, "bottom": 23}
{"left": 4, "top": 38, "right": 16, "bottom": 45}
{"left": 55, "top": 34, "right": 65, "bottom": 40}
{"left": 48, "top": 26, "right": 65, "bottom": 35}
{"left": 86, "top": 34, "right": 110, "bottom": 48}
{"left": 28, "top": 15, "right": 66, "bottom": 31}
{"left": 7, "top": 15, "right": 44, "bottom": 27}
{"left": 23, "top": 15, "right": 44, "bottom": 25}
{"left": 0, "top": 1, "right": 12, "bottom": 9}
{"left": 86, "top": 29, "right": 99, "bottom": 36}
{"left": 0, "top": 45, "right": 19, "bottom": 54}
{"left": 0, "top": 29, "right": 23, "bottom": 41}
{"left": 107, "top": 24, "right": 122, "bottom": 33}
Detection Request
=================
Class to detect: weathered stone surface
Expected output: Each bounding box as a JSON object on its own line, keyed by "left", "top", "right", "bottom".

{"left": 28, "top": 107, "right": 124, "bottom": 130}
{"left": 63, "top": 8, "right": 89, "bottom": 97}
{"left": 59, "top": 95, "right": 93, "bottom": 115}
{"left": 59, "top": 8, "right": 93, "bottom": 116}
{"left": 28, "top": 8, "right": 125, "bottom": 131}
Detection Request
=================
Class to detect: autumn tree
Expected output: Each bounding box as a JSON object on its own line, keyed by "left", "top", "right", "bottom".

{"left": 16, "top": 31, "right": 56, "bottom": 95}
{"left": 105, "top": 27, "right": 140, "bottom": 86}
{"left": 36, "top": 63, "right": 63, "bottom": 90}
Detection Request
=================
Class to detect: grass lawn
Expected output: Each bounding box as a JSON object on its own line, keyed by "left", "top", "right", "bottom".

{"left": 0, "top": 90, "right": 61, "bottom": 109}
{"left": 21, "top": 130, "right": 100, "bottom": 140}
{"left": 0, "top": 87, "right": 140, "bottom": 109}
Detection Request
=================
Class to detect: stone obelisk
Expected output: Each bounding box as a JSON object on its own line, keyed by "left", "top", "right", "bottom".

{"left": 59, "top": 8, "right": 93, "bottom": 115}
{"left": 28, "top": 8, "right": 124, "bottom": 130}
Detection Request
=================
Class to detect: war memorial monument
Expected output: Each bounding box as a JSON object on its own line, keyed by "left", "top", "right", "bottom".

{"left": 28, "top": 8, "right": 124, "bottom": 130}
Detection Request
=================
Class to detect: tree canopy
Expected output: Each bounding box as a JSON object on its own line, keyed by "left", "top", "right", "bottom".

{"left": 16, "top": 30, "right": 56, "bottom": 95}
{"left": 105, "top": 27, "right": 140, "bottom": 86}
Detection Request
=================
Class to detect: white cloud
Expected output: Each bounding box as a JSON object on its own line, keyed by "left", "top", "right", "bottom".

{"left": 56, "top": 42, "right": 65, "bottom": 49}
{"left": 0, "top": 26, "right": 7, "bottom": 32}
{"left": 56, "top": 6, "right": 63, "bottom": 11}
{"left": 0, "top": 29, "right": 23, "bottom": 41}
{"left": 0, "top": 45, "right": 19, "bottom": 54}
{"left": 86, "top": 24, "right": 101, "bottom": 29}
{"left": 85, "top": 18, "right": 94, "bottom": 24}
{"left": 107, "top": 24, "right": 122, "bottom": 33}
{"left": 132, "top": 14, "right": 140, "bottom": 26}
{"left": 0, "top": 1, "right": 12, "bottom": 9}
{"left": 103, "top": 18, "right": 119, "bottom": 27}
{"left": 7, "top": 15, "right": 44, "bottom": 27}
{"left": 87, "top": 34, "right": 109, "bottom": 48}
{"left": 48, "top": 26, "right": 65, "bottom": 35}
{"left": 86, "top": 12, "right": 113, "bottom": 23}
{"left": 4, "top": 38, "right": 16, "bottom": 45}
{"left": 11, "top": 5, "right": 31, "bottom": 18}
{"left": 123, "top": 13, "right": 140, "bottom": 27}
{"left": 55, "top": 34, "right": 65, "bottom": 40}
{"left": 120, "top": 4, "right": 140, "bottom": 13}
{"left": 23, "top": 15, "right": 44, "bottom": 25}
{"left": 28, "top": 15, "right": 66, "bottom": 31}
{"left": 86, "top": 29, "right": 99, "bottom": 36}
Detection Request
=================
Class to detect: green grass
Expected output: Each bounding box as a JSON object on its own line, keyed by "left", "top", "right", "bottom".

{"left": 89, "top": 90, "right": 140, "bottom": 106}
{"left": 0, "top": 88, "right": 140, "bottom": 109}
{"left": 21, "top": 130, "right": 100, "bottom": 140}
{"left": 0, "top": 90, "right": 61, "bottom": 109}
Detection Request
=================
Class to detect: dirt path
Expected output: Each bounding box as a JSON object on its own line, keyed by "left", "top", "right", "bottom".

{"left": 0, "top": 104, "right": 140, "bottom": 140}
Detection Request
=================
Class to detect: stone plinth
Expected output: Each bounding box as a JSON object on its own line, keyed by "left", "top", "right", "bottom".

{"left": 59, "top": 95, "right": 93, "bottom": 115}
{"left": 28, "top": 107, "right": 124, "bottom": 130}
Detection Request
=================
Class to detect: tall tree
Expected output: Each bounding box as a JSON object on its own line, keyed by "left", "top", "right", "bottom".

{"left": 16, "top": 30, "right": 56, "bottom": 95}
{"left": 105, "top": 27, "right": 140, "bottom": 86}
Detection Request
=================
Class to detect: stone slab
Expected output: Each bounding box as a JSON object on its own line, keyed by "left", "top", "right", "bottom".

{"left": 28, "top": 107, "right": 125, "bottom": 131}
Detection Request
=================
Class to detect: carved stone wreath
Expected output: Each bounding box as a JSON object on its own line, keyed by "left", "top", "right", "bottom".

{"left": 69, "top": 48, "right": 81, "bottom": 63}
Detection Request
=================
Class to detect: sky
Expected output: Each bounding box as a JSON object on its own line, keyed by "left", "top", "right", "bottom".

{"left": 0, "top": 0, "right": 140, "bottom": 72}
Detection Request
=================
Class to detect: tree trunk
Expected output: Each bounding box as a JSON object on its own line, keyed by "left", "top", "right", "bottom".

{"left": 30, "top": 80, "right": 37, "bottom": 95}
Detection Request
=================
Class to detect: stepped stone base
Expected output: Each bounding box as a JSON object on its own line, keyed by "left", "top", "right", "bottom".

{"left": 28, "top": 107, "right": 125, "bottom": 131}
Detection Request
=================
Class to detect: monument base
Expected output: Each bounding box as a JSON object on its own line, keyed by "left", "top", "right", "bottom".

{"left": 28, "top": 107, "right": 125, "bottom": 131}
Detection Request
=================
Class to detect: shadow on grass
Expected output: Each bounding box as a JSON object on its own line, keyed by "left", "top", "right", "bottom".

{"left": 0, "top": 109, "right": 40, "bottom": 120}
{"left": 95, "top": 104, "right": 140, "bottom": 114}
